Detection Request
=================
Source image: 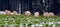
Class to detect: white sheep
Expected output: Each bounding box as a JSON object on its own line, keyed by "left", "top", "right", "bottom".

{"left": 43, "top": 12, "right": 49, "bottom": 17}
{"left": 12, "top": 11, "right": 18, "bottom": 16}
{"left": 48, "top": 12, "right": 54, "bottom": 17}
{"left": 34, "top": 12, "right": 39, "bottom": 17}
{"left": 25, "top": 11, "right": 31, "bottom": 16}
{"left": 5, "top": 10, "right": 11, "bottom": 16}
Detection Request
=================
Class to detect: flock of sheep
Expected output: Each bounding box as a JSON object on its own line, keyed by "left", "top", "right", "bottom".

{"left": 5, "top": 10, "right": 54, "bottom": 17}
{"left": 25, "top": 11, "right": 54, "bottom": 17}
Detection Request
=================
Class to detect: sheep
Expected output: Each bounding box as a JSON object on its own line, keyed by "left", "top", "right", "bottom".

{"left": 43, "top": 12, "right": 49, "bottom": 17}
{"left": 48, "top": 12, "right": 54, "bottom": 17}
{"left": 5, "top": 10, "right": 11, "bottom": 16}
{"left": 25, "top": 11, "right": 31, "bottom": 16}
{"left": 12, "top": 11, "right": 18, "bottom": 16}
{"left": 34, "top": 12, "right": 39, "bottom": 17}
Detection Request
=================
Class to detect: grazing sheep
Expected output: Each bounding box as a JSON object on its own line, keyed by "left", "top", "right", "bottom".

{"left": 5, "top": 10, "right": 11, "bottom": 16}
{"left": 25, "top": 11, "right": 31, "bottom": 16}
{"left": 43, "top": 12, "right": 49, "bottom": 17}
{"left": 48, "top": 12, "right": 54, "bottom": 17}
{"left": 12, "top": 11, "right": 18, "bottom": 16}
{"left": 34, "top": 12, "right": 39, "bottom": 17}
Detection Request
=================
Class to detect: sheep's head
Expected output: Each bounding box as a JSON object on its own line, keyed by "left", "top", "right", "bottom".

{"left": 34, "top": 12, "right": 39, "bottom": 17}
{"left": 25, "top": 11, "right": 31, "bottom": 16}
